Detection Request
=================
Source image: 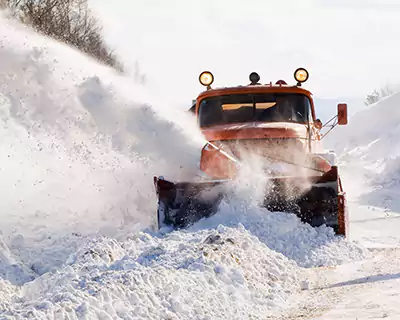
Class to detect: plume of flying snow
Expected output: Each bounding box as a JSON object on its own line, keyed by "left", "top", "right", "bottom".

{"left": 0, "top": 14, "right": 206, "bottom": 242}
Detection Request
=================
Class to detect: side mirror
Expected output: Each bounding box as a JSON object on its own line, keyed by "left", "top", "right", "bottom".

{"left": 315, "top": 118, "right": 323, "bottom": 129}
{"left": 337, "top": 103, "right": 348, "bottom": 125}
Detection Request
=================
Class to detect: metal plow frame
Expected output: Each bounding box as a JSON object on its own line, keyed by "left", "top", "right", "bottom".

{"left": 154, "top": 166, "right": 348, "bottom": 236}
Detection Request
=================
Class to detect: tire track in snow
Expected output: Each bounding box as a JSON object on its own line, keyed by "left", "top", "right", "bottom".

{"left": 269, "top": 248, "right": 400, "bottom": 319}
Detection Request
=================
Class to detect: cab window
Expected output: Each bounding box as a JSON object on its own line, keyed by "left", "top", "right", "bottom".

{"left": 198, "top": 93, "right": 311, "bottom": 127}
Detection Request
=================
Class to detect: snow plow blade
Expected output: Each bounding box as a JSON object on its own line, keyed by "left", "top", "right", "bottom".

{"left": 154, "top": 166, "right": 348, "bottom": 236}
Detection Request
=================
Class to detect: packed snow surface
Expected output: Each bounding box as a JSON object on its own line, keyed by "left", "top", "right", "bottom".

{"left": 0, "top": 13, "right": 374, "bottom": 320}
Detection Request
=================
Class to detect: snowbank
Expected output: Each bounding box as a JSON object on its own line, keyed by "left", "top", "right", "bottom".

{"left": 327, "top": 91, "right": 400, "bottom": 159}
{"left": 2, "top": 228, "right": 302, "bottom": 319}
{"left": 326, "top": 91, "right": 400, "bottom": 212}
{"left": 0, "top": 201, "right": 368, "bottom": 319}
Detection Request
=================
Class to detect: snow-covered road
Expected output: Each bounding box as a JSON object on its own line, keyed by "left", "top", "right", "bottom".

{"left": 268, "top": 247, "right": 400, "bottom": 320}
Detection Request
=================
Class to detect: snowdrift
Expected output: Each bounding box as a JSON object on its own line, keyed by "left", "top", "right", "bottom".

{"left": 0, "top": 13, "right": 368, "bottom": 319}
{"left": 1, "top": 209, "right": 367, "bottom": 319}
{"left": 2, "top": 228, "right": 301, "bottom": 319}
{"left": 327, "top": 91, "right": 400, "bottom": 211}
{"left": 327, "top": 92, "right": 400, "bottom": 160}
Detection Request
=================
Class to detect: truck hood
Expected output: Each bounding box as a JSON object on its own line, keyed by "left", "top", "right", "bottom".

{"left": 201, "top": 122, "right": 308, "bottom": 141}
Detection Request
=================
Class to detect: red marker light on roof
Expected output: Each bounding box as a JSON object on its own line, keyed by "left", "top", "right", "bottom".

{"left": 275, "top": 80, "right": 287, "bottom": 85}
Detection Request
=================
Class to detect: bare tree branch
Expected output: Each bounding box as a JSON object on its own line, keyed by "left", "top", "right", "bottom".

{"left": 1, "top": 0, "right": 124, "bottom": 72}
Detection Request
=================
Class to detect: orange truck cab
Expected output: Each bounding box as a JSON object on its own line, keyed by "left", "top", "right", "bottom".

{"left": 155, "top": 69, "right": 349, "bottom": 237}
{"left": 191, "top": 69, "right": 348, "bottom": 180}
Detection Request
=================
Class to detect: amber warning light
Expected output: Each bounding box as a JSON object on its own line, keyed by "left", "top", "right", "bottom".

{"left": 294, "top": 68, "right": 309, "bottom": 85}
{"left": 199, "top": 71, "right": 214, "bottom": 88}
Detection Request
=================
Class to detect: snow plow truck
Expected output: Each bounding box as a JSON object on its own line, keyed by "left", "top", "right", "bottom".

{"left": 154, "top": 68, "right": 349, "bottom": 236}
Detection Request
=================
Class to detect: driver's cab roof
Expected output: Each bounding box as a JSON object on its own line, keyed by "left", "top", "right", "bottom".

{"left": 191, "top": 69, "right": 314, "bottom": 113}
{"left": 189, "top": 85, "right": 314, "bottom": 115}
{"left": 196, "top": 84, "right": 313, "bottom": 101}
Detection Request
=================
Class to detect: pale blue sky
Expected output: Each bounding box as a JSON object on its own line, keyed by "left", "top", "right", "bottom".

{"left": 90, "top": 0, "right": 400, "bottom": 110}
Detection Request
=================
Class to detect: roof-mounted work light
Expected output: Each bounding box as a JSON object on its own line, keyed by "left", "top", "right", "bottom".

{"left": 199, "top": 71, "right": 214, "bottom": 89}
{"left": 294, "top": 68, "right": 309, "bottom": 86}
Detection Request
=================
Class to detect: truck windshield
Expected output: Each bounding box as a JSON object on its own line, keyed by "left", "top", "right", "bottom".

{"left": 198, "top": 93, "right": 311, "bottom": 127}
